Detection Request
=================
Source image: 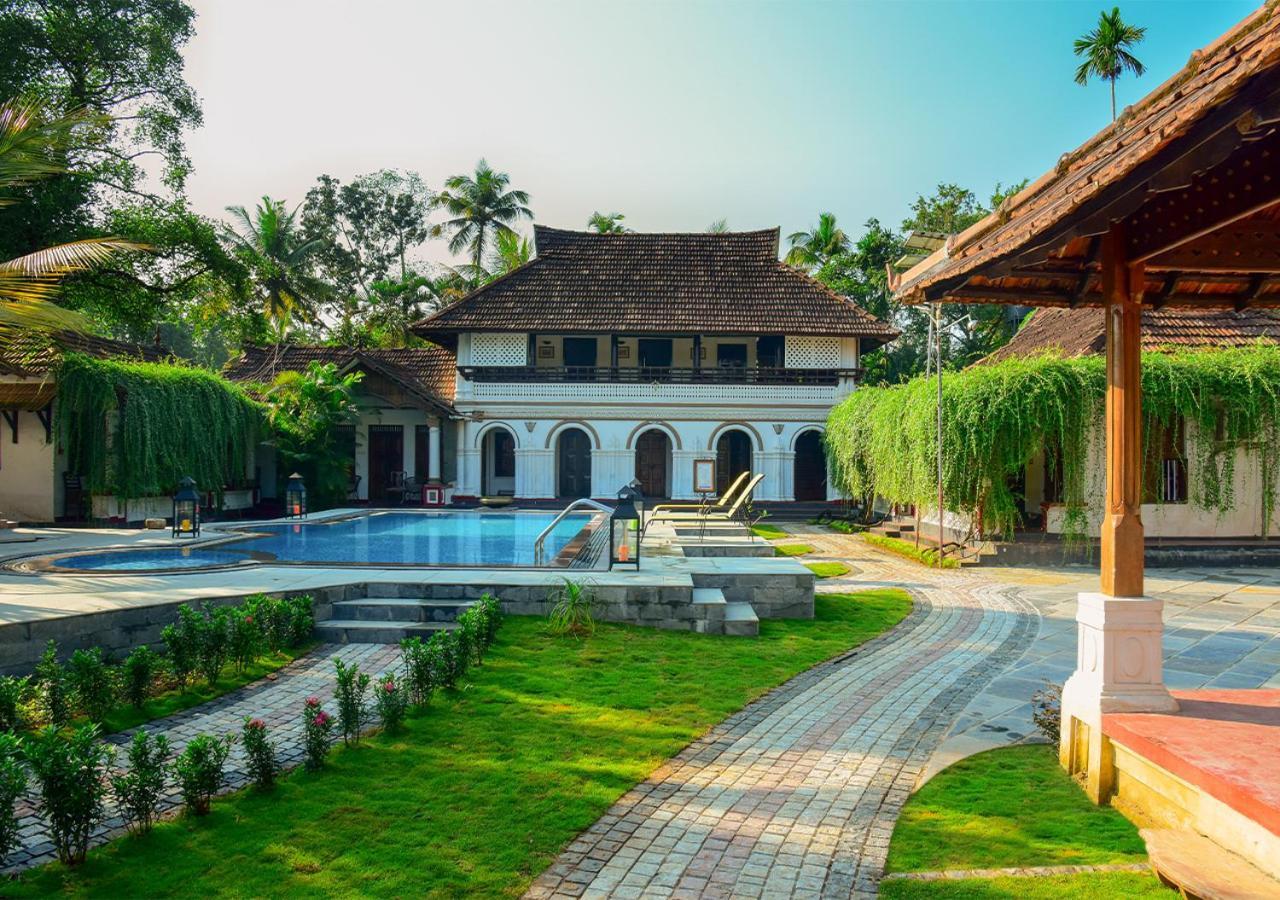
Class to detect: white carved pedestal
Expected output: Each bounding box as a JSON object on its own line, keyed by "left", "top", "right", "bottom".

{"left": 1060, "top": 593, "right": 1179, "bottom": 802}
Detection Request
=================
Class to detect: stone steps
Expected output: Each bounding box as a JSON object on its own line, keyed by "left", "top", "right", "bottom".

{"left": 315, "top": 618, "right": 458, "bottom": 644}
{"left": 317, "top": 596, "right": 473, "bottom": 643}
{"left": 724, "top": 601, "right": 760, "bottom": 637}
{"left": 1142, "top": 828, "right": 1280, "bottom": 899}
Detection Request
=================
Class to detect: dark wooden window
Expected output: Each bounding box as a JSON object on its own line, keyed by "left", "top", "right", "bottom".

{"left": 757, "top": 335, "right": 785, "bottom": 367}
{"left": 563, "top": 338, "right": 598, "bottom": 368}
{"left": 637, "top": 339, "right": 673, "bottom": 368}
{"left": 492, "top": 429, "right": 515, "bottom": 478}
{"left": 717, "top": 344, "right": 747, "bottom": 368}
{"left": 414, "top": 424, "right": 431, "bottom": 479}
{"left": 1144, "top": 417, "right": 1188, "bottom": 504}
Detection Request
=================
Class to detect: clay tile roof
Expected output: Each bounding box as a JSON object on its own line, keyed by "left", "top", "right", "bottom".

{"left": 983, "top": 307, "right": 1280, "bottom": 363}
{"left": 221, "top": 344, "right": 457, "bottom": 411}
{"left": 894, "top": 5, "right": 1280, "bottom": 308}
{"left": 413, "top": 225, "right": 898, "bottom": 346}
{"left": 0, "top": 330, "right": 170, "bottom": 377}
{"left": 0, "top": 381, "right": 57, "bottom": 410}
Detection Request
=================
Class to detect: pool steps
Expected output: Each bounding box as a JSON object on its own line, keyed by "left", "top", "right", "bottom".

{"left": 316, "top": 597, "right": 475, "bottom": 643}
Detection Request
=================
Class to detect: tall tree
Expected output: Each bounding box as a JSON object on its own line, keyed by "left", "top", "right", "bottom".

{"left": 1073, "top": 6, "right": 1147, "bottom": 122}
{"left": 705, "top": 219, "right": 729, "bottom": 234}
{"left": 221, "top": 198, "right": 330, "bottom": 340}
{"left": 434, "top": 159, "right": 532, "bottom": 286}
{"left": 586, "top": 211, "right": 629, "bottom": 234}
{"left": 785, "top": 212, "right": 850, "bottom": 271}
{"left": 488, "top": 229, "right": 532, "bottom": 276}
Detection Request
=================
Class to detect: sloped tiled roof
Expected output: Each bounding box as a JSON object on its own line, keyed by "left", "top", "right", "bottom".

{"left": 222, "top": 345, "right": 456, "bottom": 411}
{"left": 983, "top": 307, "right": 1280, "bottom": 363}
{"left": 0, "top": 331, "right": 170, "bottom": 377}
{"left": 414, "top": 226, "right": 898, "bottom": 345}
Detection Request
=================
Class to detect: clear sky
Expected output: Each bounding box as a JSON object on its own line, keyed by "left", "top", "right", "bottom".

{"left": 181, "top": 0, "right": 1257, "bottom": 263}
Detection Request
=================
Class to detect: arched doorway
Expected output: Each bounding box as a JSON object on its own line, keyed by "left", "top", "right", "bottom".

{"left": 481, "top": 428, "right": 516, "bottom": 496}
{"left": 557, "top": 428, "right": 592, "bottom": 499}
{"left": 715, "top": 430, "right": 753, "bottom": 496}
{"left": 794, "top": 430, "right": 827, "bottom": 501}
{"left": 634, "top": 430, "right": 672, "bottom": 498}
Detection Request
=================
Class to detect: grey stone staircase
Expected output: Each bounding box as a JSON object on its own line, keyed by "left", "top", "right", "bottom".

{"left": 316, "top": 597, "right": 475, "bottom": 644}
{"left": 690, "top": 586, "right": 760, "bottom": 636}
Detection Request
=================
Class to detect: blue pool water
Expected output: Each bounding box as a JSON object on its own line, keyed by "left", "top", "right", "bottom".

{"left": 52, "top": 511, "right": 595, "bottom": 572}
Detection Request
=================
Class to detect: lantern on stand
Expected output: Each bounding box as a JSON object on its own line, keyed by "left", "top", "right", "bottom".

{"left": 172, "top": 476, "right": 200, "bottom": 538}
{"left": 610, "top": 486, "right": 641, "bottom": 570}
{"left": 285, "top": 472, "right": 308, "bottom": 519}
{"left": 626, "top": 478, "right": 646, "bottom": 532}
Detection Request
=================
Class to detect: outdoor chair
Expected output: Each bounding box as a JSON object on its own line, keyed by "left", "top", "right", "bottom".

{"left": 648, "top": 473, "right": 765, "bottom": 525}
{"left": 347, "top": 474, "right": 362, "bottom": 502}
{"left": 647, "top": 471, "right": 749, "bottom": 518}
{"left": 62, "top": 473, "right": 88, "bottom": 521}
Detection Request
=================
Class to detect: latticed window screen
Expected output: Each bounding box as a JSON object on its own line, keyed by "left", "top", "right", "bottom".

{"left": 471, "top": 333, "right": 528, "bottom": 366}
{"left": 784, "top": 336, "right": 841, "bottom": 369}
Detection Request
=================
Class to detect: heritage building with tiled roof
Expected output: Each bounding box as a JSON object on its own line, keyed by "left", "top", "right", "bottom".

{"left": 403, "top": 225, "right": 897, "bottom": 503}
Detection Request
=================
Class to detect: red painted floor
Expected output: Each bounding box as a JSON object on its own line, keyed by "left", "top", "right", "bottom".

{"left": 1104, "top": 690, "right": 1280, "bottom": 837}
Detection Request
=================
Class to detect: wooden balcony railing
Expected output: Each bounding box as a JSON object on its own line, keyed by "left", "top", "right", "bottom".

{"left": 457, "top": 365, "right": 861, "bottom": 386}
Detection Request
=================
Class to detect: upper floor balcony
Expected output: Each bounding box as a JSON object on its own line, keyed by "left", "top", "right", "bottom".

{"left": 457, "top": 364, "right": 859, "bottom": 386}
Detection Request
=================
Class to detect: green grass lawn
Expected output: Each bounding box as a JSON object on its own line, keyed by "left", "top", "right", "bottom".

{"left": 750, "top": 522, "right": 789, "bottom": 539}
{"left": 863, "top": 533, "right": 960, "bottom": 569}
{"left": 14, "top": 591, "right": 911, "bottom": 898}
{"left": 805, "top": 561, "right": 852, "bottom": 578}
{"left": 881, "top": 745, "right": 1161, "bottom": 900}
{"left": 773, "top": 543, "right": 814, "bottom": 557}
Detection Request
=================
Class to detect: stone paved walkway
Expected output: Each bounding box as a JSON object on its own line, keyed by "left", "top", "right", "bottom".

{"left": 5, "top": 643, "right": 401, "bottom": 873}
{"left": 525, "top": 536, "right": 1038, "bottom": 899}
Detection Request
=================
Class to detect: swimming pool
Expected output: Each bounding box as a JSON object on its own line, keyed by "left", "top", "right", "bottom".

{"left": 33, "top": 510, "right": 601, "bottom": 574}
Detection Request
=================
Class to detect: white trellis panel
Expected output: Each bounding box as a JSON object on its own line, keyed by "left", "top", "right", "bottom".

{"left": 472, "top": 333, "right": 528, "bottom": 366}
{"left": 784, "top": 336, "right": 841, "bottom": 369}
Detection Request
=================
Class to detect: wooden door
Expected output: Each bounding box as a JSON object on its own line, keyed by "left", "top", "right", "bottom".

{"left": 794, "top": 430, "right": 827, "bottom": 501}
{"left": 634, "top": 430, "right": 670, "bottom": 498}
{"left": 368, "top": 425, "right": 404, "bottom": 503}
{"left": 557, "top": 428, "right": 592, "bottom": 499}
{"left": 715, "top": 430, "right": 752, "bottom": 496}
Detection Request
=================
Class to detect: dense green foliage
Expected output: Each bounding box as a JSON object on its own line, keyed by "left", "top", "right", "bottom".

{"left": 862, "top": 533, "right": 959, "bottom": 569}
{"left": 828, "top": 346, "right": 1280, "bottom": 539}
{"left": 57, "top": 353, "right": 261, "bottom": 499}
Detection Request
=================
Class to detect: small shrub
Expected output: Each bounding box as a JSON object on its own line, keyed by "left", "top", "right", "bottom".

{"left": 546, "top": 578, "right": 600, "bottom": 637}
{"left": 162, "top": 604, "right": 202, "bottom": 686}
{"left": 287, "top": 595, "right": 314, "bottom": 647}
{"left": 0, "top": 733, "right": 26, "bottom": 865}
{"left": 23, "top": 724, "right": 114, "bottom": 865}
{"left": 196, "top": 605, "right": 232, "bottom": 687}
{"left": 0, "top": 675, "right": 28, "bottom": 732}
{"left": 479, "top": 594, "right": 502, "bottom": 648}
{"left": 228, "top": 606, "right": 262, "bottom": 674}
{"left": 68, "top": 647, "right": 116, "bottom": 724}
{"left": 457, "top": 608, "right": 482, "bottom": 666}
{"left": 111, "top": 730, "right": 170, "bottom": 836}
{"left": 245, "top": 594, "right": 289, "bottom": 652}
{"left": 120, "top": 646, "right": 159, "bottom": 709}
{"left": 302, "top": 697, "right": 334, "bottom": 771}
{"left": 399, "top": 636, "right": 436, "bottom": 706}
{"left": 429, "top": 630, "right": 466, "bottom": 690}
{"left": 242, "top": 718, "right": 279, "bottom": 791}
{"left": 333, "top": 659, "right": 370, "bottom": 746}
{"left": 1032, "top": 682, "right": 1063, "bottom": 744}
{"left": 34, "top": 640, "right": 71, "bottom": 726}
{"left": 173, "top": 733, "right": 232, "bottom": 816}
{"left": 375, "top": 674, "right": 408, "bottom": 732}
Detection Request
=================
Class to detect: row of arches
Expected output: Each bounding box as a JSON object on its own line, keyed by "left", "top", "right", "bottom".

{"left": 479, "top": 425, "right": 827, "bottom": 500}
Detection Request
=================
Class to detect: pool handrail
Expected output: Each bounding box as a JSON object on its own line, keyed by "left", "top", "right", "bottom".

{"left": 533, "top": 498, "right": 614, "bottom": 566}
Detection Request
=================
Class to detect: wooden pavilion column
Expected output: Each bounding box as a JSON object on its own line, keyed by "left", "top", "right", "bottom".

{"left": 1100, "top": 225, "right": 1145, "bottom": 598}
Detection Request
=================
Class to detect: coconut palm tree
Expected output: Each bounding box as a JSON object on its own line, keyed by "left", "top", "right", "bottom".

{"left": 705, "top": 219, "right": 729, "bottom": 234}
{"left": 489, "top": 229, "right": 532, "bottom": 276}
{"left": 1073, "top": 7, "right": 1147, "bottom": 122}
{"left": 434, "top": 159, "right": 532, "bottom": 286}
{"left": 785, "top": 212, "right": 850, "bottom": 271}
{"left": 221, "top": 197, "right": 330, "bottom": 339}
{"left": 587, "top": 211, "right": 630, "bottom": 234}
{"left": 0, "top": 100, "right": 141, "bottom": 338}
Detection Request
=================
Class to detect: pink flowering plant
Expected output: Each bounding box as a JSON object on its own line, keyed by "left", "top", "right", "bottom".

{"left": 374, "top": 674, "right": 408, "bottom": 732}
{"left": 302, "top": 698, "right": 334, "bottom": 771}
{"left": 242, "top": 717, "right": 279, "bottom": 791}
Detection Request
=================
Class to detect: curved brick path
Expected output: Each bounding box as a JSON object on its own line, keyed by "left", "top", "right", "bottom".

{"left": 526, "top": 530, "right": 1039, "bottom": 900}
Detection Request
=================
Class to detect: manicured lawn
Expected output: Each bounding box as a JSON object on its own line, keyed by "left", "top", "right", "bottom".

{"left": 805, "top": 561, "right": 852, "bottom": 578}
{"left": 881, "top": 745, "right": 1161, "bottom": 900}
{"left": 14, "top": 591, "right": 911, "bottom": 898}
{"left": 750, "top": 522, "right": 789, "bottom": 539}
{"left": 863, "top": 532, "right": 960, "bottom": 569}
{"left": 773, "top": 543, "right": 814, "bottom": 557}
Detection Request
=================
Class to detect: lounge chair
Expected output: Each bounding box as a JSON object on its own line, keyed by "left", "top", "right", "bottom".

{"left": 647, "top": 471, "right": 750, "bottom": 518}
{"left": 649, "top": 473, "right": 765, "bottom": 525}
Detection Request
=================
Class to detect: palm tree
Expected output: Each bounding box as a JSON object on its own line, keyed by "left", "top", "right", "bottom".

{"left": 705, "top": 219, "right": 729, "bottom": 234}
{"left": 587, "top": 211, "right": 629, "bottom": 234}
{"left": 488, "top": 229, "right": 532, "bottom": 276}
{"left": 0, "top": 100, "right": 142, "bottom": 338}
{"left": 434, "top": 159, "right": 533, "bottom": 286}
{"left": 1074, "top": 7, "right": 1147, "bottom": 122}
{"left": 785, "top": 212, "right": 850, "bottom": 271}
{"left": 221, "top": 197, "right": 330, "bottom": 339}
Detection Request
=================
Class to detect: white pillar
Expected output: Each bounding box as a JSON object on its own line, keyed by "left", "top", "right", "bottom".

{"left": 428, "top": 420, "right": 442, "bottom": 481}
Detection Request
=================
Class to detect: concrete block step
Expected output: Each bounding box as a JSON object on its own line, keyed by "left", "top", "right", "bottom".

{"left": 331, "top": 597, "right": 476, "bottom": 622}
{"left": 691, "top": 587, "right": 727, "bottom": 606}
{"left": 723, "top": 601, "right": 760, "bottom": 637}
{"left": 1142, "top": 828, "right": 1280, "bottom": 899}
{"left": 315, "top": 619, "right": 458, "bottom": 644}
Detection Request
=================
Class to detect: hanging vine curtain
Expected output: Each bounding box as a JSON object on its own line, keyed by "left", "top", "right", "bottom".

{"left": 57, "top": 353, "right": 264, "bottom": 500}
{"left": 825, "top": 345, "right": 1280, "bottom": 540}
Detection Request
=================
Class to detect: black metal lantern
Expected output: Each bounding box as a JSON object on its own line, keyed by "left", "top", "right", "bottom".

{"left": 285, "top": 472, "right": 308, "bottom": 519}
{"left": 610, "top": 486, "right": 641, "bottom": 570}
{"left": 172, "top": 476, "right": 200, "bottom": 538}
{"left": 626, "top": 478, "right": 646, "bottom": 524}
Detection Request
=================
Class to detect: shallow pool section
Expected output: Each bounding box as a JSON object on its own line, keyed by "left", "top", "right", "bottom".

{"left": 41, "top": 511, "right": 598, "bottom": 573}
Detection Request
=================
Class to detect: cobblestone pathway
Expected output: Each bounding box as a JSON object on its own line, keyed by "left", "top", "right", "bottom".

{"left": 6, "top": 643, "right": 401, "bottom": 873}
{"left": 526, "top": 529, "right": 1039, "bottom": 900}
